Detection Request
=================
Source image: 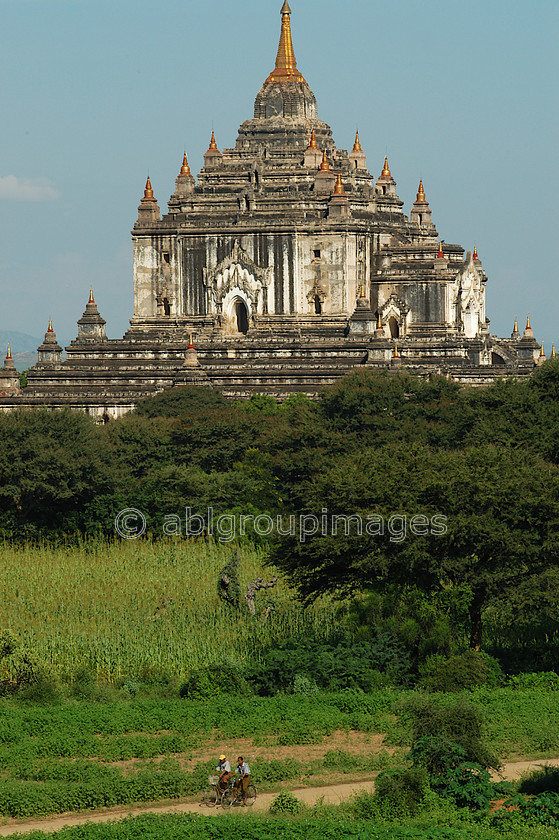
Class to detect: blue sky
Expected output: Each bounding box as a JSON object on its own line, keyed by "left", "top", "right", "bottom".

{"left": 0, "top": 0, "right": 557, "bottom": 353}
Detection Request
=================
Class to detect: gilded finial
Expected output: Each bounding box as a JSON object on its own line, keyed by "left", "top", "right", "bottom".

{"left": 376, "top": 312, "right": 383, "bottom": 330}
{"left": 393, "top": 341, "right": 400, "bottom": 358}
{"left": 437, "top": 242, "right": 444, "bottom": 259}
{"left": 6, "top": 344, "right": 12, "bottom": 360}
{"left": 381, "top": 156, "right": 391, "bottom": 177}
{"left": 540, "top": 343, "right": 545, "bottom": 358}
{"left": 89, "top": 289, "right": 94, "bottom": 304}
{"left": 552, "top": 344, "right": 556, "bottom": 359}
{"left": 473, "top": 244, "right": 479, "bottom": 260}
{"left": 208, "top": 131, "right": 218, "bottom": 151}
{"left": 513, "top": 318, "right": 519, "bottom": 333}
{"left": 334, "top": 171, "right": 345, "bottom": 195}
{"left": 180, "top": 152, "right": 191, "bottom": 175}
{"left": 359, "top": 284, "right": 366, "bottom": 298}
{"left": 188, "top": 333, "right": 195, "bottom": 349}
{"left": 47, "top": 319, "right": 53, "bottom": 333}
{"left": 308, "top": 129, "right": 318, "bottom": 150}
{"left": 144, "top": 176, "right": 154, "bottom": 199}
{"left": 353, "top": 131, "right": 362, "bottom": 152}
{"left": 320, "top": 150, "right": 330, "bottom": 172}
{"left": 266, "top": 0, "right": 304, "bottom": 83}
{"left": 416, "top": 180, "right": 426, "bottom": 202}
{"left": 526, "top": 315, "right": 531, "bottom": 331}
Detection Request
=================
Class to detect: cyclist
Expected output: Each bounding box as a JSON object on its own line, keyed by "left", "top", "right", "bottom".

{"left": 234, "top": 755, "right": 251, "bottom": 805}
{"left": 216, "top": 754, "right": 231, "bottom": 795}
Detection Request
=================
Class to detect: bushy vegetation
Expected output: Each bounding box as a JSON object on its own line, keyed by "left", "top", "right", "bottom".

{"left": 6, "top": 811, "right": 558, "bottom": 840}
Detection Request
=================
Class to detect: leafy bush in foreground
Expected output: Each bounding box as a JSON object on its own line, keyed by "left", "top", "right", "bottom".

{"left": 374, "top": 767, "right": 429, "bottom": 816}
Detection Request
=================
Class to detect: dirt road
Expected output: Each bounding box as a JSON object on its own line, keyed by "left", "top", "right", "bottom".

{"left": 1, "top": 757, "right": 558, "bottom": 837}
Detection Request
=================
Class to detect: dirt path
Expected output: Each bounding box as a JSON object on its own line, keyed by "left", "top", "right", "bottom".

{"left": 1, "top": 757, "right": 559, "bottom": 837}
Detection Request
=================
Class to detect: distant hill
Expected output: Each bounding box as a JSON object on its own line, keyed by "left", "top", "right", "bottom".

{"left": 0, "top": 330, "right": 42, "bottom": 372}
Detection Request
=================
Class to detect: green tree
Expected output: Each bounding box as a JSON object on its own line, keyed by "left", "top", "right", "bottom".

{"left": 0, "top": 409, "right": 113, "bottom": 536}
{"left": 270, "top": 443, "right": 559, "bottom": 650}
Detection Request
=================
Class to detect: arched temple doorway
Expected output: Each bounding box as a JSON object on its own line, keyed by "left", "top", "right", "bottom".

{"left": 314, "top": 294, "right": 322, "bottom": 315}
{"left": 388, "top": 317, "right": 399, "bottom": 338}
{"left": 234, "top": 299, "right": 249, "bottom": 334}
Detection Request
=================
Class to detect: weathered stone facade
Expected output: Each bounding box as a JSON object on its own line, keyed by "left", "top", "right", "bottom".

{"left": 0, "top": 2, "right": 545, "bottom": 419}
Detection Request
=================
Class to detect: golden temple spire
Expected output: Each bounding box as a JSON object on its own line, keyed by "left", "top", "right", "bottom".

{"left": 320, "top": 150, "right": 330, "bottom": 172}
{"left": 208, "top": 131, "right": 219, "bottom": 151}
{"left": 359, "top": 284, "right": 366, "bottom": 298}
{"left": 353, "top": 130, "right": 362, "bottom": 152}
{"left": 376, "top": 312, "right": 383, "bottom": 330}
{"left": 393, "top": 341, "right": 400, "bottom": 358}
{"left": 552, "top": 344, "right": 556, "bottom": 359}
{"left": 89, "top": 289, "right": 95, "bottom": 304}
{"left": 308, "top": 129, "right": 318, "bottom": 149}
{"left": 513, "top": 318, "right": 519, "bottom": 333}
{"left": 473, "top": 244, "right": 479, "bottom": 260}
{"left": 437, "top": 242, "right": 444, "bottom": 259}
{"left": 6, "top": 345, "right": 12, "bottom": 360}
{"left": 334, "top": 171, "right": 345, "bottom": 195}
{"left": 48, "top": 319, "right": 53, "bottom": 333}
{"left": 526, "top": 315, "right": 531, "bottom": 331}
{"left": 188, "top": 333, "right": 195, "bottom": 349}
{"left": 180, "top": 152, "right": 191, "bottom": 175}
{"left": 144, "top": 176, "right": 154, "bottom": 199}
{"left": 267, "top": 1, "right": 304, "bottom": 83}
{"left": 540, "top": 343, "right": 545, "bottom": 358}
{"left": 416, "top": 180, "right": 426, "bottom": 202}
{"left": 381, "top": 156, "right": 391, "bottom": 177}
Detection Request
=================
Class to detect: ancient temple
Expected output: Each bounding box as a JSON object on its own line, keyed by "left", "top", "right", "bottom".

{"left": 0, "top": 2, "right": 544, "bottom": 417}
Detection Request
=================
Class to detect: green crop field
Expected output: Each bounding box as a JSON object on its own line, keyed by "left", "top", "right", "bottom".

{"left": 0, "top": 539, "right": 335, "bottom": 680}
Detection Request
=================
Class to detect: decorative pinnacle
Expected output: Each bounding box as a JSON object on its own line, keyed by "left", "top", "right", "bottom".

{"left": 334, "top": 171, "right": 346, "bottom": 195}
{"left": 180, "top": 152, "right": 191, "bottom": 175}
{"left": 437, "top": 242, "right": 444, "bottom": 259}
{"left": 552, "top": 344, "right": 556, "bottom": 359}
{"left": 526, "top": 315, "right": 532, "bottom": 331}
{"left": 188, "top": 333, "right": 195, "bottom": 349}
{"left": 513, "top": 318, "right": 519, "bottom": 333}
{"left": 376, "top": 312, "right": 383, "bottom": 330}
{"left": 473, "top": 244, "right": 479, "bottom": 260}
{"left": 540, "top": 343, "right": 545, "bottom": 358}
{"left": 359, "top": 284, "right": 366, "bottom": 298}
{"left": 89, "top": 289, "right": 95, "bottom": 304}
{"left": 6, "top": 345, "right": 12, "bottom": 360}
{"left": 381, "top": 156, "right": 391, "bottom": 177}
{"left": 353, "top": 131, "right": 362, "bottom": 152}
{"left": 47, "top": 319, "right": 54, "bottom": 333}
{"left": 208, "top": 131, "right": 219, "bottom": 151}
{"left": 320, "top": 150, "right": 330, "bottom": 172}
{"left": 266, "top": 1, "right": 304, "bottom": 83}
{"left": 308, "top": 129, "right": 318, "bottom": 149}
{"left": 416, "top": 180, "right": 426, "bottom": 202}
{"left": 393, "top": 341, "right": 400, "bottom": 358}
{"left": 143, "top": 176, "right": 154, "bottom": 200}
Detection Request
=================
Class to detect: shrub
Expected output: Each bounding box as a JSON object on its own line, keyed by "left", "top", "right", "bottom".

{"left": 292, "top": 674, "right": 319, "bottom": 695}
{"left": 410, "top": 735, "right": 468, "bottom": 776}
{"left": 519, "top": 765, "right": 559, "bottom": 795}
{"left": 399, "top": 694, "right": 499, "bottom": 770}
{"left": 420, "top": 650, "right": 503, "bottom": 692}
{"left": 269, "top": 790, "right": 303, "bottom": 815}
{"left": 433, "top": 761, "right": 494, "bottom": 810}
{"left": 179, "top": 662, "right": 250, "bottom": 700}
{"left": 374, "top": 767, "right": 429, "bottom": 816}
{"left": 508, "top": 671, "right": 559, "bottom": 690}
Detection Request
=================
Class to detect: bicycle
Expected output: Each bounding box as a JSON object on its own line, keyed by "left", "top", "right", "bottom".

{"left": 201, "top": 775, "right": 224, "bottom": 807}
{"left": 221, "top": 778, "right": 257, "bottom": 808}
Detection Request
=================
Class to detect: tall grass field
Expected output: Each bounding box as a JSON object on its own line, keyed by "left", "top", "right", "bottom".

{"left": 0, "top": 539, "right": 335, "bottom": 680}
